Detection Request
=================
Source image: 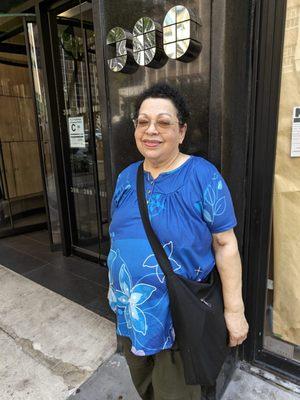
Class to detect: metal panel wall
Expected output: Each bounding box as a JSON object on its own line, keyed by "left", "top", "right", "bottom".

{"left": 94, "top": 0, "right": 211, "bottom": 181}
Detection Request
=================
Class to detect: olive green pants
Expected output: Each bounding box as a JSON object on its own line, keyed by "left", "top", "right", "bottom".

{"left": 119, "top": 336, "right": 201, "bottom": 400}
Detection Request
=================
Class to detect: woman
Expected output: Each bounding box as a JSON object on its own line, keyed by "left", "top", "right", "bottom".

{"left": 107, "top": 83, "right": 249, "bottom": 400}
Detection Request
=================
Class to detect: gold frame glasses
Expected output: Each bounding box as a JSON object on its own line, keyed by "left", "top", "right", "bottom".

{"left": 132, "top": 117, "right": 181, "bottom": 131}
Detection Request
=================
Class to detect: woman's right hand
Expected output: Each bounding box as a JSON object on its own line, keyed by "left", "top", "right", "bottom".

{"left": 224, "top": 309, "right": 249, "bottom": 347}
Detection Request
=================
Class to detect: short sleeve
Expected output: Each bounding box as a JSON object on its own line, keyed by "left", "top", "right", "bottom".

{"left": 196, "top": 161, "right": 237, "bottom": 233}
{"left": 110, "top": 166, "right": 133, "bottom": 217}
{"left": 110, "top": 175, "right": 120, "bottom": 217}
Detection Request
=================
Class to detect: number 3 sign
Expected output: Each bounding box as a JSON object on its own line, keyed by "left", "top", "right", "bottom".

{"left": 106, "top": 5, "right": 202, "bottom": 73}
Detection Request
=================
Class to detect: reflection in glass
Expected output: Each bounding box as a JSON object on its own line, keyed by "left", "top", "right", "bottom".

{"left": 144, "top": 48, "right": 156, "bottom": 64}
{"left": 116, "top": 40, "right": 126, "bottom": 56}
{"left": 163, "top": 25, "right": 176, "bottom": 44}
{"left": 0, "top": 23, "right": 47, "bottom": 237}
{"left": 58, "top": 2, "right": 109, "bottom": 254}
{"left": 135, "top": 51, "right": 145, "bottom": 66}
{"left": 144, "top": 31, "right": 156, "bottom": 49}
{"left": 108, "top": 55, "right": 127, "bottom": 72}
{"left": 164, "top": 7, "right": 176, "bottom": 26}
{"left": 28, "top": 22, "right": 61, "bottom": 245}
{"left": 107, "top": 26, "right": 126, "bottom": 44}
{"left": 133, "top": 18, "right": 143, "bottom": 36}
{"left": 176, "top": 5, "right": 190, "bottom": 23}
{"left": 177, "top": 40, "right": 190, "bottom": 58}
{"left": 107, "top": 27, "right": 137, "bottom": 73}
{"left": 164, "top": 42, "right": 176, "bottom": 59}
{"left": 60, "top": 26, "right": 84, "bottom": 61}
{"left": 133, "top": 35, "right": 144, "bottom": 52}
{"left": 163, "top": 5, "right": 201, "bottom": 62}
{"left": 143, "top": 17, "right": 155, "bottom": 33}
{"left": 132, "top": 17, "right": 166, "bottom": 68}
{"left": 88, "top": 58, "right": 109, "bottom": 252}
{"left": 177, "top": 21, "right": 190, "bottom": 41}
{"left": 59, "top": 23, "right": 100, "bottom": 252}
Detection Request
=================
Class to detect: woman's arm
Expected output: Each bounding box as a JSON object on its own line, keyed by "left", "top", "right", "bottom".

{"left": 212, "top": 228, "right": 249, "bottom": 347}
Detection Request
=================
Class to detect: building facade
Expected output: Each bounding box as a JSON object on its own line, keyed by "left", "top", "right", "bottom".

{"left": 0, "top": 0, "right": 299, "bottom": 397}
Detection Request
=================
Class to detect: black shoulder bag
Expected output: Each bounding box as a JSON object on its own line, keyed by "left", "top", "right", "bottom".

{"left": 137, "top": 163, "right": 228, "bottom": 386}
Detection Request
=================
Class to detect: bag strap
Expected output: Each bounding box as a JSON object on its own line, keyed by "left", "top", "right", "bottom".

{"left": 136, "top": 162, "right": 175, "bottom": 279}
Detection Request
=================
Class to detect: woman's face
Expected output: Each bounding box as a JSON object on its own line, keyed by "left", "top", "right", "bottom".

{"left": 134, "top": 98, "right": 187, "bottom": 163}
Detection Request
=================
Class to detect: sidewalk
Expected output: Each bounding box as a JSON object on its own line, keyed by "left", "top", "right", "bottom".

{"left": 0, "top": 258, "right": 299, "bottom": 399}
{"left": 0, "top": 265, "right": 116, "bottom": 400}
{"left": 0, "top": 230, "right": 114, "bottom": 321}
{"left": 69, "top": 354, "right": 300, "bottom": 400}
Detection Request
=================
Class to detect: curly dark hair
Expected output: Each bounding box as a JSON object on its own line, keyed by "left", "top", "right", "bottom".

{"left": 134, "top": 83, "right": 190, "bottom": 125}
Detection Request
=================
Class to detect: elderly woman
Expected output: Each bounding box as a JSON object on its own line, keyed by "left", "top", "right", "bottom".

{"left": 107, "top": 83, "right": 248, "bottom": 400}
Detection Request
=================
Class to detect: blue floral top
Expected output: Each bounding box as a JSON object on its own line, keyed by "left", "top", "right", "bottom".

{"left": 107, "top": 155, "right": 237, "bottom": 356}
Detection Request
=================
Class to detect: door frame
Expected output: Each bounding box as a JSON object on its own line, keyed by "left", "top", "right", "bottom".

{"left": 23, "top": 16, "right": 57, "bottom": 248}
{"left": 36, "top": 1, "right": 74, "bottom": 256}
{"left": 244, "top": 0, "right": 300, "bottom": 384}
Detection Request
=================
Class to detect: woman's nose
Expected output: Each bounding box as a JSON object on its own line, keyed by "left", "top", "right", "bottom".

{"left": 145, "top": 121, "right": 158, "bottom": 135}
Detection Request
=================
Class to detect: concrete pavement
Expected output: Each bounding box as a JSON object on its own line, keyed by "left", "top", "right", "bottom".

{"left": 0, "top": 265, "right": 117, "bottom": 400}
{"left": 68, "top": 353, "right": 140, "bottom": 400}
{"left": 1, "top": 263, "right": 299, "bottom": 400}
{"left": 68, "top": 354, "right": 300, "bottom": 400}
{"left": 222, "top": 368, "right": 300, "bottom": 400}
{"left": 69, "top": 354, "right": 300, "bottom": 400}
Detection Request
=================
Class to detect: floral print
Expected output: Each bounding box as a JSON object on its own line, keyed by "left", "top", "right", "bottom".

{"left": 108, "top": 248, "right": 156, "bottom": 336}
{"left": 148, "top": 193, "right": 165, "bottom": 220}
{"left": 194, "top": 172, "right": 227, "bottom": 227}
{"left": 142, "top": 241, "right": 181, "bottom": 283}
{"left": 107, "top": 156, "right": 237, "bottom": 355}
{"left": 115, "top": 264, "right": 156, "bottom": 335}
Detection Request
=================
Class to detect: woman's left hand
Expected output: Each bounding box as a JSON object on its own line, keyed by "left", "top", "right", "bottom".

{"left": 224, "top": 310, "right": 249, "bottom": 347}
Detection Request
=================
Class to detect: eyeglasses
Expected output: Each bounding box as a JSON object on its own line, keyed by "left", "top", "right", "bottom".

{"left": 132, "top": 117, "right": 181, "bottom": 132}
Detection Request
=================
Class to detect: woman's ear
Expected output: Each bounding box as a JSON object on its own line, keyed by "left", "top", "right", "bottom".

{"left": 179, "top": 123, "right": 187, "bottom": 144}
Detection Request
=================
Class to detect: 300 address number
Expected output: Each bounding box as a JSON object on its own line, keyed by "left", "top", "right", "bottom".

{"left": 106, "top": 5, "right": 202, "bottom": 73}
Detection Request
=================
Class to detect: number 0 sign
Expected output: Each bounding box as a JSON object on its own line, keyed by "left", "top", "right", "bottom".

{"left": 106, "top": 5, "right": 201, "bottom": 73}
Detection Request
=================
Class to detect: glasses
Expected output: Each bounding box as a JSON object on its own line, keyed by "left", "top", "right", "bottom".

{"left": 132, "top": 117, "right": 181, "bottom": 131}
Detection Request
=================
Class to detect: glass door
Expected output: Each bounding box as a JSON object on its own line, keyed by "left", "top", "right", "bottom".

{"left": 246, "top": 0, "right": 300, "bottom": 385}
{"left": 0, "top": 15, "right": 48, "bottom": 237}
{"left": 263, "top": 0, "right": 300, "bottom": 369}
{"left": 52, "top": 2, "right": 108, "bottom": 257}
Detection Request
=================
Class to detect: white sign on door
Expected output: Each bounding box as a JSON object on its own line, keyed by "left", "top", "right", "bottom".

{"left": 291, "top": 107, "right": 300, "bottom": 157}
{"left": 68, "top": 116, "right": 85, "bottom": 148}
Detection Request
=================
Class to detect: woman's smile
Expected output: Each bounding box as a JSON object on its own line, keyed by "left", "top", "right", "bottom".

{"left": 142, "top": 139, "right": 163, "bottom": 148}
